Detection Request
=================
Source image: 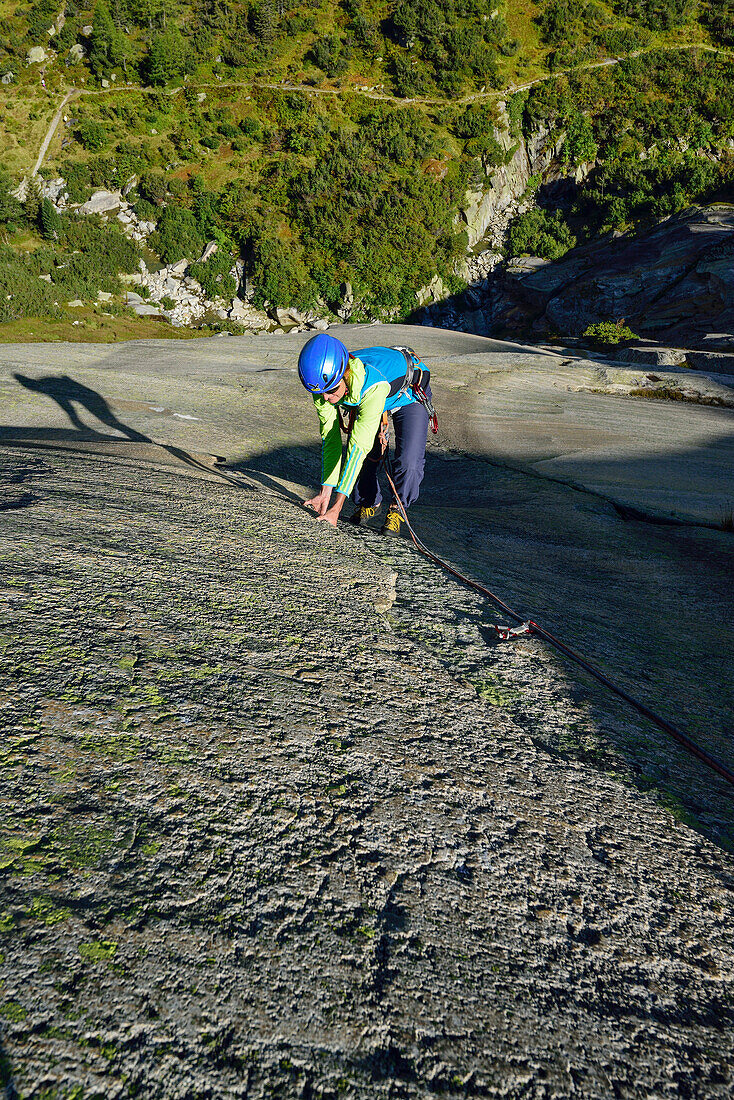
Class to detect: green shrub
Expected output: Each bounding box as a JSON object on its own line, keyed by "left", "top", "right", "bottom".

{"left": 453, "top": 103, "right": 501, "bottom": 140}
{"left": 189, "top": 249, "right": 236, "bottom": 300}
{"left": 138, "top": 171, "right": 168, "bottom": 206}
{"left": 89, "top": 0, "right": 128, "bottom": 78}
{"left": 0, "top": 171, "right": 24, "bottom": 229}
{"left": 311, "top": 34, "right": 348, "bottom": 78}
{"left": 0, "top": 255, "right": 62, "bottom": 322}
{"left": 704, "top": 0, "right": 734, "bottom": 44}
{"left": 76, "top": 119, "right": 110, "bottom": 151}
{"left": 133, "top": 198, "right": 157, "bottom": 221}
{"left": 608, "top": 0, "right": 692, "bottom": 32}
{"left": 582, "top": 321, "right": 639, "bottom": 344}
{"left": 39, "top": 198, "right": 62, "bottom": 240}
{"left": 240, "top": 117, "right": 262, "bottom": 139}
{"left": 46, "top": 218, "right": 142, "bottom": 299}
{"left": 507, "top": 207, "right": 577, "bottom": 260}
{"left": 562, "top": 113, "right": 598, "bottom": 166}
{"left": 149, "top": 206, "right": 205, "bottom": 263}
{"left": 26, "top": 0, "right": 58, "bottom": 40}
{"left": 249, "top": 232, "right": 315, "bottom": 310}
{"left": 161, "top": 295, "right": 175, "bottom": 310}
{"left": 464, "top": 133, "right": 507, "bottom": 171}
{"left": 60, "top": 162, "right": 92, "bottom": 204}
{"left": 145, "top": 26, "right": 191, "bottom": 86}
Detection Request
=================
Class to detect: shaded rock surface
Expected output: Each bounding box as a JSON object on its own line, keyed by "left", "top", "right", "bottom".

{"left": 1, "top": 325, "right": 733, "bottom": 1097}
{"left": 459, "top": 205, "right": 734, "bottom": 348}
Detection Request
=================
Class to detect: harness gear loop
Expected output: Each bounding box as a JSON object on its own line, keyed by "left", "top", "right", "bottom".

{"left": 378, "top": 410, "right": 389, "bottom": 455}
{"left": 391, "top": 346, "right": 439, "bottom": 434}
{"left": 414, "top": 385, "right": 438, "bottom": 435}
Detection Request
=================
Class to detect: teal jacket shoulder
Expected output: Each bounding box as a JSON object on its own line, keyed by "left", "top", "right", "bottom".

{"left": 350, "top": 346, "right": 421, "bottom": 412}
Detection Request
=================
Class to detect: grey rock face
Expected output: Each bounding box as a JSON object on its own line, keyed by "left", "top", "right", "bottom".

{"left": 198, "top": 240, "right": 218, "bottom": 263}
{"left": 610, "top": 345, "right": 688, "bottom": 367}
{"left": 459, "top": 107, "right": 566, "bottom": 251}
{"left": 336, "top": 280, "right": 355, "bottom": 320}
{"left": 123, "top": 291, "right": 161, "bottom": 316}
{"left": 0, "top": 433, "right": 732, "bottom": 1099}
{"left": 77, "top": 189, "right": 122, "bottom": 216}
{"left": 38, "top": 177, "right": 68, "bottom": 207}
{"left": 496, "top": 205, "right": 734, "bottom": 347}
{"left": 416, "top": 274, "right": 449, "bottom": 308}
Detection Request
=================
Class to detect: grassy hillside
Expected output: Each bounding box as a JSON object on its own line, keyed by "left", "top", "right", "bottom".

{"left": 0, "top": 0, "right": 733, "bottom": 336}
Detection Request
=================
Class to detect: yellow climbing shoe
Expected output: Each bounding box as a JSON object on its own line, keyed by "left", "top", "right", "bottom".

{"left": 381, "top": 509, "right": 403, "bottom": 536}
{"left": 349, "top": 505, "right": 379, "bottom": 527}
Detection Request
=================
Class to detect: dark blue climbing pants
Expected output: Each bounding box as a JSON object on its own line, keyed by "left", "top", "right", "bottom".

{"left": 353, "top": 394, "right": 430, "bottom": 511}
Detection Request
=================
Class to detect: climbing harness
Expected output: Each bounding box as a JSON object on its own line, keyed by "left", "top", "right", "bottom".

{"left": 337, "top": 405, "right": 357, "bottom": 437}
{"left": 379, "top": 456, "right": 734, "bottom": 792}
{"left": 392, "top": 346, "right": 439, "bottom": 435}
{"left": 337, "top": 349, "right": 437, "bottom": 449}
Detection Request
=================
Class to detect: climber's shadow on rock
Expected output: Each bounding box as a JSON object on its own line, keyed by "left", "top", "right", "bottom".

{"left": 5, "top": 372, "right": 245, "bottom": 488}
{"left": 12, "top": 372, "right": 151, "bottom": 443}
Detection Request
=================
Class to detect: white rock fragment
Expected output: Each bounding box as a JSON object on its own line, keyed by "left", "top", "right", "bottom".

{"left": 198, "top": 241, "right": 218, "bottom": 263}
{"left": 78, "top": 190, "right": 121, "bottom": 215}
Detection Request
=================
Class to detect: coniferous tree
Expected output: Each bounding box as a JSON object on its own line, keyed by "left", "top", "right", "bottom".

{"left": 251, "top": 0, "right": 277, "bottom": 44}
{"left": 89, "top": 0, "right": 127, "bottom": 76}
{"left": 145, "top": 24, "right": 189, "bottom": 85}
{"left": 39, "top": 198, "right": 62, "bottom": 240}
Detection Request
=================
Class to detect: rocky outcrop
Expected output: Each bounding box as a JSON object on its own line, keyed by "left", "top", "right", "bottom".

{"left": 29, "top": 176, "right": 333, "bottom": 332}
{"left": 78, "top": 189, "right": 121, "bottom": 216}
{"left": 122, "top": 255, "right": 333, "bottom": 332}
{"left": 495, "top": 204, "right": 734, "bottom": 346}
{"left": 421, "top": 204, "right": 734, "bottom": 347}
{"left": 460, "top": 115, "right": 565, "bottom": 252}
{"left": 416, "top": 274, "right": 450, "bottom": 308}
{"left": 26, "top": 46, "right": 48, "bottom": 65}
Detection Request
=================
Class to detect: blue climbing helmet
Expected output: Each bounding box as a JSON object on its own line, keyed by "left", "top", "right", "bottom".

{"left": 298, "top": 333, "right": 349, "bottom": 394}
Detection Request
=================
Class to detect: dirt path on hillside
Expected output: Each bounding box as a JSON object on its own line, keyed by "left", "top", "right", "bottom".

{"left": 30, "top": 43, "right": 733, "bottom": 175}
{"left": 31, "top": 88, "right": 77, "bottom": 177}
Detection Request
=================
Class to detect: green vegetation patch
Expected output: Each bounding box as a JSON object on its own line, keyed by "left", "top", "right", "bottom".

{"left": 507, "top": 50, "right": 734, "bottom": 261}
{"left": 0, "top": 1000, "right": 27, "bottom": 1022}
{"left": 79, "top": 939, "right": 118, "bottom": 963}
{"left": 27, "top": 896, "right": 71, "bottom": 926}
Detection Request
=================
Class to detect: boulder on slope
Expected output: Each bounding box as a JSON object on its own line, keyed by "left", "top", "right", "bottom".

{"left": 77, "top": 190, "right": 122, "bottom": 216}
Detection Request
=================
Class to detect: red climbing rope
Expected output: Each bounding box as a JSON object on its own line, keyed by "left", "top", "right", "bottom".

{"left": 381, "top": 460, "right": 734, "bottom": 792}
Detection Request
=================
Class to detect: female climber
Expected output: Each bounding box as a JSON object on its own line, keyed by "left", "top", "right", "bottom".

{"left": 298, "top": 333, "right": 436, "bottom": 534}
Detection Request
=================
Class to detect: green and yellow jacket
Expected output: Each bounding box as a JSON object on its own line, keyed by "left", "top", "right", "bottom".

{"left": 313, "top": 346, "right": 421, "bottom": 497}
